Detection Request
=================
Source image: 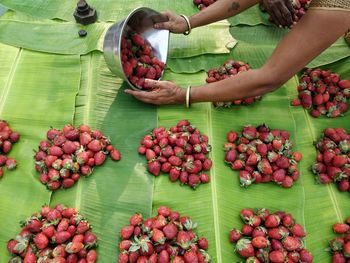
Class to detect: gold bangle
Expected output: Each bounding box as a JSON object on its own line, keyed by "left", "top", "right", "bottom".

{"left": 186, "top": 86, "right": 191, "bottom": 108}
{"left": 180, "top": 14, "right": 191, "bottom": 35}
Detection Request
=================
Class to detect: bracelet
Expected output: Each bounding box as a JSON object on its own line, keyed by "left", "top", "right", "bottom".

{"left": 186, "top": 86, "right": 191, "bottom": 108}
{"left": 180, "top": 14, "right": 192, "bottom": 35}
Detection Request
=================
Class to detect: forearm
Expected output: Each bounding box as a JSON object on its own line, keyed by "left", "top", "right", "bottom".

{"left": 189, "top": 0, "right": 259, "bottom": 29}
{"left": 190, "top": 69, "right": 275, "bottom": 103}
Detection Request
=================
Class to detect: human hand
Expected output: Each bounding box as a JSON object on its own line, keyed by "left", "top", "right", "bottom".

{"left": 262, "top": 0, "right": 296, "bottom": 28}
{"left": 125, "top": 79, "right": 186, "bottom": 105}
{"left": 154, "top": 11, "right": 189, "bottom": 34}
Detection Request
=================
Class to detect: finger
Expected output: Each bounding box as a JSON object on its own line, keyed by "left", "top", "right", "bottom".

{"left": 280, "top": 5, "right": 294, "bottom": 27}
{"left": 268, "top": 7, "right": 281, "bottom": 26}
{"left": 124, "top": 89, "right": 157, "bottom": 103}
{"left": 284, "top": 0, "right": 294, "bottom": 14}
{"left": 154, "top": 21, "right": 173, "bottom": 30}
{"left": 145, "top": 79, "right": 171, "bottom": 89}
{"left": 154, "top": 11, "right": 173, "bottom": 29}
{"left": 271, "top": 7, "right": 286, "bottom": 27}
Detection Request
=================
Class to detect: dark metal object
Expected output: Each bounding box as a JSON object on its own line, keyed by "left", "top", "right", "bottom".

{"left": 73, "top": 0, "right": 97, "bottom": 25}
{"left": 78, "top": 29, "right": 87, "bottom": 37}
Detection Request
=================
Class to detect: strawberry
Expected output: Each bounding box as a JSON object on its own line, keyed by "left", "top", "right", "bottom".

{"left": 229, "top": 228, "right": 242, "bottom": 243}
{"left": 269, "top": 251, "right": 285, "bottom": 263}
{"left": 120, "top": 225, "right": 134, "bottom": 240}
{"left": 333, "top": 223, "right": 350, "bottom": 234}
{"left": 258, "top": 159, "right": 273, "bottom": 175}
{"left": 291, "top": 224, "right": 306, "bottom": 237}
{"left": 84, "top": 231, "right": 97, "bottom": 247}
{"left": 158, "top": 249, "right": 170, "bottom": 263}
{"left": 299, "top": 249, "right": 313, "bottom": 263}
{"left": 265, "top": 214, "right": 280, "bottom": 228}
{"left": 148, "top": 161, "right": 161, "bottom": 176}
{"left": 65, "top": 241, "right": 84, "bottom": 253}
{"left": 146, "top": 67, "right": 157, "bottom": 79}
{"left": 283, "top": 236, "right": 302, "bottom": 251}
{"left": 86, "top": 249, "right": 97, "bottom": 263}
{"left": 252, "top": 236, "right": 268, "bottom": 248}
{"left": 54, "top": 231, "right": 71, "bottom": 244}
{"left": 236, "top": 238, "right": 255, "bottom": 258}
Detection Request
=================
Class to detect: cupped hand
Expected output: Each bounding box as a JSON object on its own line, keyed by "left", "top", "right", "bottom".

{"left": 154, "top": 11, "right": 189, "bottom": 33}
{"left": 262, "top": 0, "right": 296, "bottom": 28}
{"left": 125, "top": 79, "right": 186, "bottom": 105}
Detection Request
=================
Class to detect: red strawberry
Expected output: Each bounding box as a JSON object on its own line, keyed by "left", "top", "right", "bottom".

{"left": 184, "top": 250, "right": 198, "bottom": 263}
{"left": 148, "top": 161, "right": 161, "bottom": 176}
{"left": 229, "top": 229, "right": 242, "bottom": 243}
{"left": 258, "top": 159, "right": 273, "bottom": 175}
{"left": 338, "top": 79, "right": 350, "bottom": 89}
{"left": 84, "top": 231, "right": 97, "bottom": 247}
{"left": 146, "top": 67, "right": 157, "bottom": 79}
{"left": 236, "top": 238, "right": 254, "bottom": 258}
{"left": 299, "top": 249, "right": 313, "bottom": 263}
{"left": 33, "top": 232, "right": 49, "bottom": 249}
{"left": 110, "top": 149, "right": 121, "bottom": 161}
{"left": 291, "top": 224, "right": 306, "bottom": 237}
{"left": 120, "top": 225, "right": 134, "bottom": 240}
{"left": 152, "top": 228, "right": 165, "bottom": 244}
{"left": 269, "top": 250, "right": 285, "bottom": 263}
{"left": 283, "top": 236, "right": 302, "bottom": 251}
{"left": 163, "top": 222, "right": 177, "bottom": 240}
{"left": 123, "top": 62, "right": 133, "bottom": 77}
{"left": 86, "top": 249, "right": 97, "bottom": 263}
{"left": 159, "top": 250, "right": 170, "bottom": 263}
{"left": 252, "top": 236, "right": 268, "bottom": 248}
{"left": 65, "top": 241, "right": 84, "bottom": 253}
{"left": 54, "top": 231, "right": 71, "bottom": 244}
{"left": 333, "top": 223, "right": 350, "bottom": 234}
{"left": 265, "top": 214, "right": 280, "bottom": 228}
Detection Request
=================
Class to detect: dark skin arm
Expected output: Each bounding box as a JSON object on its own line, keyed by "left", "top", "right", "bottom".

{"left": 125, "top": 10, "right": 350, "bottom": 105}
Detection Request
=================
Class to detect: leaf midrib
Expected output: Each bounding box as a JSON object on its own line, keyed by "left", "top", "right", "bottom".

{"left": 0, "top": 48, "right": 22, "bottom": 115}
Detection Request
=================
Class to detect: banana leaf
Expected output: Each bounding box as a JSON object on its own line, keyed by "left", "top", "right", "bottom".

{"left": 0, "top": 0, "right": 199, "bottom": 22}
{"left": 50, "top": 51, "right": 157, "bottom": 262}
{"left": 0, "top": 4, "right": 7, "bottom": 17}
{"left": 0, "top": 0, "right": 272, "bottom": 26}
{"left": 0, "top": 19, "right": 110, "bottom": 55}
{"left": 0, "top": 18, "right": 234, "bottom": 58}
{"left": 152, "top": 59, "right": 350, "bottom": 262}
{"left": 0, "top": 45, "right": 81, "bottom": 258}
{"left": 228, "top": 5, "right": 271, "bottom": 26}
{"left": 169, "top": 20, "right": 237, "bottom": 58}
{"left": 167, "top": 25, "right": 350, "bottom": 73}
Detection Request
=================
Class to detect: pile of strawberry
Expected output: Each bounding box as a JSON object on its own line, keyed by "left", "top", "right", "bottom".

{"left": 328, "top": 217, "right": 350, "bottom": 262}
{"left": 193, "top": 0, "right": 217, "bottom": 10}
{"left": 138, "top": 120, "right": 212, "bottom": 189}
{"left": 312, "top": 127, "right": 350, "bottom": 192}
{"left": 0, "top": 120, "right": 20, "bottom": 178}
{"left": 205, "top": 59, "right": 262, "bottom": 107}
{"left": 121, "top": 33, "right": 166, "bottom": 90}
{"left": 7, "top": 204, "right": 97, "bottom": 262}
{"left": 224, "top": 124, "right": 302, "bottom": 188}
{"left": 118, "top": 206, "right": 211, "bottom": 263}
{"left": 230, "top": 208, "right": 313, "bottom": 262}
{"left": 291, "top": 68, "right": 350, "bottom": 118}
{"left": 34, "top": 124, "right": 121, "bottom": 191}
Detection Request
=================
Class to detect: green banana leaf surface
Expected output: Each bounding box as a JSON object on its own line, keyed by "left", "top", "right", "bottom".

{"left": 0, "top": 3, "right": 349, "bottom": 263}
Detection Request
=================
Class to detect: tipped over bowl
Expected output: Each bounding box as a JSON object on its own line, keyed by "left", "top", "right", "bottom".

{"left": 103, "top": 7, "right": 170, "bottom": 90}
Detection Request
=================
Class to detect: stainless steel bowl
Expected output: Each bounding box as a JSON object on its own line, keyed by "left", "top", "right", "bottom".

{"left": 103, "top": 7, "right": 170, "bottom": 90}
